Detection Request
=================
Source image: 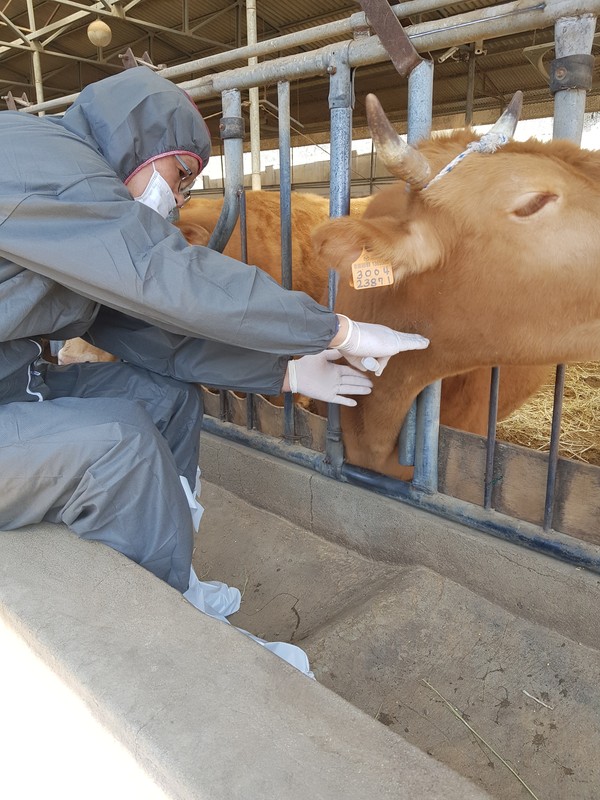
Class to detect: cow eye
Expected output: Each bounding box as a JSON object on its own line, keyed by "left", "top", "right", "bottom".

{"left": 512, "top": 192, "right": 558, "bottom": 218}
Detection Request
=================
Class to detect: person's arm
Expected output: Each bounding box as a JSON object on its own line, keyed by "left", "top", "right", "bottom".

{"left": 86, "top": 307, "right": 289, "bottom": 394}
{"left": 0, "top": 184, "right": 338, "bottom": 357}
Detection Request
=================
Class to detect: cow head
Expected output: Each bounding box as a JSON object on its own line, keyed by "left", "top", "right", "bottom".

{"left": 313, "top": 93, "right": 600, "bottom": 374}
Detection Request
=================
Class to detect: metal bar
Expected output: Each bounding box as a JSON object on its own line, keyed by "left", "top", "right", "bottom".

{"left": 407, "top": 59, "right": 434, "bottom": 143}
{"left": 465, "top": 45, "right": 477, "bottom": 125}
{"left": 238, "top": 188, "right": 248, "bottom": 265}
{"left": 219, "top": 390, "right": 227, "bottom": 421}
{"left": 544, "top": 364, "right": 566, "bottom": 530}
{"left": 246, "top": 0, "right": 262, "bottom": 191}
{"left": 278, "top": 82, "right": 293, "bottom": 292}
{"left": 543, "top": 13, "right": 596, "bottom": 529}
{"left": 553, "top": 14, "right": 596, "bottom": 141}
{"left": 326, "top": 47, "right": 353, "bottom": 475}
{"left": 207, "top": 89, "right": 244, "bottom": 253}
{"left": 189, "top": 4, "right": 236, "bottom": 36}
{"left": 398, "top": 405, "right": 417, "bottom": 466}
{"left": 238, "top": 189, "right": 255, "bottom": 432}
{"left": 278, "top": 79, "right": 296, "bottom": 442}
{"left": 484, "top": 366, "right": 500, "bottom": 510}
{"left": 25, "top": 0, "right": 44, "bottom": 113}
{"left": 398, "top": 59, "right": 434, "bottom": 468}
{"left": 246, "top": 394, "right": 255, "bottom": 431}
{"left": 201, "top": 416, "right": 600, "bottom": 575}
{"left": 356, "top": 0, "right": 422, "bottom": 76}
{"left": 407, "top": 59, "right": 440, "bottom": 493}
{"left": 413, "top": 381, "right": 441, "bottom": 493}
{"left": 0, "top": 11, "right": 30, "bottom": 43}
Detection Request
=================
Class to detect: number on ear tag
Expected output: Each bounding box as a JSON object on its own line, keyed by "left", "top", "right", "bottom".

{"left": 351, "top": 248, "right": 394, "bottom": 290}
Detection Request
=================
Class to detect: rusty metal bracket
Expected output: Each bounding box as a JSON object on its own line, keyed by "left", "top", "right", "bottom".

{"left": 118, "top": 47, "right": 165, "bottom": 71}
{"left": 2, "top": 91, "right": 30, "bottom": 110}
{"left": 219, "top": 116, "right": 245, "bottom": 139}
{"left": 549, "top": 54, "right": 594, "bottom": 94}
{"left": 355, "top": 0, "right": 423, "bottom": 77}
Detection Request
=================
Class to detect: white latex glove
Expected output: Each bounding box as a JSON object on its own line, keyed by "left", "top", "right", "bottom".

{"left": 286, "top": 350, "right": 373, "bottom": 407}
{"left": 335, "top": 314, "right": 429, "bottom": 376}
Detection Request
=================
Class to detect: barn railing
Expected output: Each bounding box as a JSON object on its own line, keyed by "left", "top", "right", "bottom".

{"left": 197, "top": 3, "right": 600, "bottom": 573}
{"left": 18, "top": 0, "right": 600, "bottom": 572}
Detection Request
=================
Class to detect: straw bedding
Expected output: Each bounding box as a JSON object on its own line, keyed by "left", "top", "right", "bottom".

{"left": 496, "top": 362, "right": 600, "bottom": 466}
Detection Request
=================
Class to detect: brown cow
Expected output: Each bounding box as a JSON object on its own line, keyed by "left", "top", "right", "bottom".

{"left": 311, "top": 92, "right": 600, "bottom": 477}
{"left": 59, "top": 186, "right": 554, "bottom": 462}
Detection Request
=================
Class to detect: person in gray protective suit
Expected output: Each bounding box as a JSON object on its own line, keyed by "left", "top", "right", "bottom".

{"left": 0, "top": 66, "right": 428, "bottom": 596}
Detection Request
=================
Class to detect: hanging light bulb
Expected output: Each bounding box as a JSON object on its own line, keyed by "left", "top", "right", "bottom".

{"left": 87, "top": 20, "right": 112, "bottom": 48}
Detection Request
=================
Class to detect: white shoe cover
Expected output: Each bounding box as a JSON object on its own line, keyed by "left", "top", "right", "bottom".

{"left": 184, "top": 567, "right": 314, "bottom": 679}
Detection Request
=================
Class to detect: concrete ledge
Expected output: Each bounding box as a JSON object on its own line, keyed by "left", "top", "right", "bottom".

{"left": 201, "top": 432, "right": 600, "bottom": 651}
{"left": 0, "top": 523, "right": 489, "bottom": 800}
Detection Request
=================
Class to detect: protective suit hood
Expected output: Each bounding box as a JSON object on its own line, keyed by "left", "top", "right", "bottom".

{"left": 58, "top": 66, "right": 211, "bottom": 182}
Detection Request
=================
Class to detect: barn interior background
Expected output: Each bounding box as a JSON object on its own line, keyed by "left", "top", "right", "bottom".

{"left": 3, "top": 0, "right": 600, "bottom": 135}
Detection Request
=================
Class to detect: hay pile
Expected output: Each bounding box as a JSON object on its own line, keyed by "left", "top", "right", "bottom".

{"left": 496, "top": 362, "right": 600, "bottom": 466}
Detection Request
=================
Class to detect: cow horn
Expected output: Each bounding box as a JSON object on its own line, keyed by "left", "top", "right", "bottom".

{"left": 365, "top": 93, "right": 431, "bottom": 190}
{"left": 487, "top": 91, "right": 523, "bottom": 138}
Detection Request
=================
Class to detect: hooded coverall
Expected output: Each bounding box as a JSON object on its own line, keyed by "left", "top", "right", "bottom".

{"left": 0, "top": 67, "right": 338, "bottom": 592}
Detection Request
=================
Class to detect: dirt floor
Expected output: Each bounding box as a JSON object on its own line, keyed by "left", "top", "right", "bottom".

{"left": 196, "top": 481, "right": 600, "bottom": 800}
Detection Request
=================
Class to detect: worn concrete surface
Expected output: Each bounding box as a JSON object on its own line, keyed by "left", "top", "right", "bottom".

{"left": 199, "top": 433, "right": 600, "bottom": 800}
{"left": 0, "top": 519, "right": 489, "bottom": 800}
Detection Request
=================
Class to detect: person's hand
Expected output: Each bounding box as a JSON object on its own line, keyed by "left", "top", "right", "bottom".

{"left": 331, "top": 314, "right": 429, "bottom": 376}
{"left": 284, "top": 350, "right": 373, "bottom": 407}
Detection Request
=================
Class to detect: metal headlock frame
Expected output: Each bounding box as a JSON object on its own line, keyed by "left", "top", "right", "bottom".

{"left": 17, "top": 0, "right": 600, "bottom": 574}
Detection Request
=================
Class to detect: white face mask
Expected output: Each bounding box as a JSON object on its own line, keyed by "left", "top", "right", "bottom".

{"left": 134, "top": 164, "right": 176, "bottom": 219}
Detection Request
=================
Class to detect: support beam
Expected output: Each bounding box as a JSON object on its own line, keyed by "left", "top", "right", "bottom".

{"left": 0, "top": 0, "right": 237, "bottom": 59}
{"left": 26, "top": 0, "right": 45, "bottom": 111}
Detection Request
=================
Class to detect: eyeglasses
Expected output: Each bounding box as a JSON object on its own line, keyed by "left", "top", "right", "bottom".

{"left": 174, "top": 154, "right": 196, "bottom": 204}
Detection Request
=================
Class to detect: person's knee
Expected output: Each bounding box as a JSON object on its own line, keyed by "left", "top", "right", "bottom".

{"left": 166, "top": 380, "right": 203, "bottom": 424}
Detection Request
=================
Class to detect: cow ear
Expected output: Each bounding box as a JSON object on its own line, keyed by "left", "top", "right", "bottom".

{"left": 312, "top": 215, "right": 442, "bottom": 280}
{"left": 176, "top": 220, "right": 211, "bottom": 246}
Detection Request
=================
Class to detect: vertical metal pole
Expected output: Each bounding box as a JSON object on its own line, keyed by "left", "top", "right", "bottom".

{"left": 221, "top": 89, "right": 243, "bottom": 160}
{"left": 544, "top": 365, "right": 566, "bottom": 531}
{"left": 553, "top": 16, "right": 596, "bottom": 141}
{"left": 246, "top": 0, "right": 262, "bottom": 190}
{"left": 278, "top": 81, "right": 293, "bottom": 292}
{"left": 407, "top": 60, "right": 434, "bottom": 143}
{"left": 214, "top": 89, "right": 244, "bottom": 420}
{"left": 405, "top": 60, "right": 440, "bottom": 493}
{"left": 278, "top": 80, "right": 296, "bottom": 441}
{"left": 238, "top": 188, "right": 255, "bottom": 431}
{"left": 208, "top": 89, "right": 244, "bottom": 252}
{"left": 543, "top": 14, "right": 596, "bottom": 529}
{"left": 327, "top": 48, "right": 353, "bottom": 474}
{"left": 484, "top": 366, "right": 500, "bottom": 509}
{"left": 465, "top": 45, "right": 476, "bottom": 126}
{"left": 26, "top": 0, "right": 45, "bottom": 114}
{"left": 399, "top": 60, "right": 434, "bottom": 469}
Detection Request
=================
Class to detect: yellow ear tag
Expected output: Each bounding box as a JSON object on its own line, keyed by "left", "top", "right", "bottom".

{"left": 351, "top": 248, "right": 394, "bottom": 290}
